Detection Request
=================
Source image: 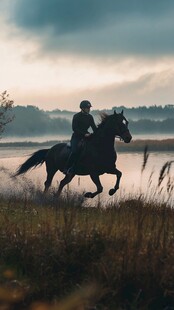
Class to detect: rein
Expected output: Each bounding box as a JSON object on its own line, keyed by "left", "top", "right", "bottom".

{"left": 115, "top": 135, "right": 123, "bottom": 141}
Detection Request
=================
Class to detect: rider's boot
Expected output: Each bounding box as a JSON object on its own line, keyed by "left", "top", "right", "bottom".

{"left": 63, "top": 153, "right": 76, "bottom": 174}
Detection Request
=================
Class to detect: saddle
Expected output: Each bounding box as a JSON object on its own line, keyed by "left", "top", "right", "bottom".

{"left": 66, "top": 139, "right": 86, "bottom": 152}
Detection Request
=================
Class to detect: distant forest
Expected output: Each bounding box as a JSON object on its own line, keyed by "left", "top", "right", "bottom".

{"left": 48, "top": 104, "right": 174, "bottom": 120}
{"left": 3, "top": 104, "right": 174, "bottom": 137}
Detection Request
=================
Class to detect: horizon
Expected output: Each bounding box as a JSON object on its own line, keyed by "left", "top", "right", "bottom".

{"left": 12, "top": 103, "right": 174, "bottom": 113}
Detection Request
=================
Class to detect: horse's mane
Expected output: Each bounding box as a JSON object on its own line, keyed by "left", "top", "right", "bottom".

{"left": 97, "top": 112, "right": 110, "bottom": 128}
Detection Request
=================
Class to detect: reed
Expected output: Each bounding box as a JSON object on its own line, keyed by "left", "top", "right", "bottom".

{"left": 0, "top": 192, "right": 173, "bottom": 309}
{"left": 141, "top": 145, "right": 149, "bottom": 173}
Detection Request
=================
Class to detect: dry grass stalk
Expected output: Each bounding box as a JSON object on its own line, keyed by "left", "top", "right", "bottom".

{"left": 141, "top": 145, "right": 149, "bottom": 173}
{"left": 158, "top": 160, "right": 174, "bottom": 187}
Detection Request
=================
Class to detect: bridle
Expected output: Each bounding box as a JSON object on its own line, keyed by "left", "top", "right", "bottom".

{"left": 115, "top": 116, "right": 129, "bottom": 141}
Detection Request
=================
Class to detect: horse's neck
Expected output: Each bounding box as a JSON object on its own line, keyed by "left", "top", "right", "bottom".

{"left": 92, "top": 128, "right": 115, "bottom": 149}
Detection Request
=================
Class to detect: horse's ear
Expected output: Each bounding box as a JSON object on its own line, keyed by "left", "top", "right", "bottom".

{"left": 121, "top": 109, "right": 124, "bottom": 115}
{"left": 114, "top": 110, "right": 117, "bottom": 115}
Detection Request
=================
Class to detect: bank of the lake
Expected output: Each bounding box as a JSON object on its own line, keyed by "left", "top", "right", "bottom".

{"left": 0, "top": 138, "right": 174, "bottom": 152}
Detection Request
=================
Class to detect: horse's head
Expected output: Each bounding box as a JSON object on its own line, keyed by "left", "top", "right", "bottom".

{"left": 101, "top": 110, "right": 132, "bottom": 143}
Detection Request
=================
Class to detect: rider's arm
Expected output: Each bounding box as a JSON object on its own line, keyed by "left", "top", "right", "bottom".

{"left": 90, "top": 115, "right": 97, "bottom": 133}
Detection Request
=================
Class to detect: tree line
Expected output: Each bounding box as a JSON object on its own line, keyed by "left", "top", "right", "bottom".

{"left": 3, "top": 105, "right": 71, "bottom": 136}
{"left": 49, "top": 104, "right": 174, "bottom": 121}
{"left": 2, "top": 104, "right": 174, "bottom": 137}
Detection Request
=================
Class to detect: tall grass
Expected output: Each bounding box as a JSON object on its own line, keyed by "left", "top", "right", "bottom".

{"left": 0, "top": 149, "right": 173, "bottom": 309}
{"left": 0, "top": 195, "right": 174, "bottom": 308}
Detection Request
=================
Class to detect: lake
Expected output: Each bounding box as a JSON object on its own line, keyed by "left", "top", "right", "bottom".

{"left": 0, "top": 143, "right": 173, "bottom": 206}
{"left": 2, "top": 133, "right": 174, "bottom": 143}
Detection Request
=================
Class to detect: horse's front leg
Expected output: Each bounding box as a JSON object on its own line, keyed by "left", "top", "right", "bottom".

{"left": 108, "top": 168, "right": 122, "bottom": 196}
{"left": 84, "top": 174, "right": 103, "bottom": 198}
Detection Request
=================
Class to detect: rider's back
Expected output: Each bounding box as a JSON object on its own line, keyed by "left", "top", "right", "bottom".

{"left": 72, "top": 111, "right": 97, "bottom": 138}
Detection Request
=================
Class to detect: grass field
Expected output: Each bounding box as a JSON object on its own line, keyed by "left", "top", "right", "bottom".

{"left": 0, "top": 191, "right": 174, "bottom": 309}
{"left": 0, "top": 152, "right": 173, "bottom": 309}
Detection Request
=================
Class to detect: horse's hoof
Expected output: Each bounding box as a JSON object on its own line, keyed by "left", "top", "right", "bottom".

{"left": 84, "top": 192, "right": 94, "bottom": 198}
{"left": 109, "top": 188, "right": 116, "bottom": 196}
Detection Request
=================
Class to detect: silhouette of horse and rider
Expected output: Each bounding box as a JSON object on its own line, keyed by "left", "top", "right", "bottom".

{"left": 15, "top": 100, "right": 132, "bottom": 198}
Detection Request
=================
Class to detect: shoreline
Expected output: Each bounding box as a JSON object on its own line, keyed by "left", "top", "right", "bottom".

{"left": 0, "top": 138, "right": 174, "bottom": 152}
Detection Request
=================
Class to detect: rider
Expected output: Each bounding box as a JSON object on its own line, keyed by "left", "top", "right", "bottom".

{"left": 64, "top": 100, "right": 97, "bottom": 174}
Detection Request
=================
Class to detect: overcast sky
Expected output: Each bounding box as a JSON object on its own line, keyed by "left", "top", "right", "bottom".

{"left": 0, "top": 0, "right": 174, "bottom": 111}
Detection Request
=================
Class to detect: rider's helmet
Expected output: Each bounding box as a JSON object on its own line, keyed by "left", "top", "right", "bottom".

{"left": 80, "top": 100, "right": 92, "bottom": 109}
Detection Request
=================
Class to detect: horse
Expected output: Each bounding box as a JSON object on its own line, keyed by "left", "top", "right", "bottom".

{"left": 14, "top": 110, "right": 132, "bottom": 198}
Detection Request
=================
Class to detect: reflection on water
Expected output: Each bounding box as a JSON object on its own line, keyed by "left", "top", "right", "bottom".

{"left": 0, "top": 148, "right": 173, "bottom": 205}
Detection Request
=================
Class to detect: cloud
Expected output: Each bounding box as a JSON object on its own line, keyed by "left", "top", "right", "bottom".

{"left": 8, "top": 68, "right": 174, "bottom": 111}
{"left": 4, "top": 0, "right": 174, "bottom": 57}
{"left": 68, "top": 70, "right": 174, "bottom": 108}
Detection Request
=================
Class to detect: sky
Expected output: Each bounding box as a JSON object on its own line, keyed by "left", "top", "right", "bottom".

{"left": 0, "top": 0, "right": 174, "bottom": 111}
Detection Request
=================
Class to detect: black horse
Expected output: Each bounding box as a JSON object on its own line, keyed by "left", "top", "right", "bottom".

{"left": 15, "top": 110, "right": 132, "bottom": 198}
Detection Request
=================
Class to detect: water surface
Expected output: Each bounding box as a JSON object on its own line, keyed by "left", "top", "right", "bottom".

{"left": 0, "top": 147, "right": 173, "bottom": 205}
{"left": 2, "top": 133, "right": 174, "bottom": 143}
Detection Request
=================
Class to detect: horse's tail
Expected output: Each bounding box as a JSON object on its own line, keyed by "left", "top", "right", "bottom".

{"left": 14, "top": 149, "right": 49, "bottom": 176}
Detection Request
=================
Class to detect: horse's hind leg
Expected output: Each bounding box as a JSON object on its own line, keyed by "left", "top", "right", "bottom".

{"left": 57, "top": 173, "right": 75, "bottom": 197}
{"left": 44, "top": 169, "right": 57, "bottom": 193}
{"left": 84, "top": 174, "right": 103, "bottom": 198}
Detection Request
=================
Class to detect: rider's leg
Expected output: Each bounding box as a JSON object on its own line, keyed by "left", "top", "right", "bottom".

{"left": 64, "top": 136, "right": 81, "bottom": 174}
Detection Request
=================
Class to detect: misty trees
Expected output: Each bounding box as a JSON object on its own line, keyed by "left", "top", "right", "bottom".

{"left": 0, "top": 91, "right": 14, "bottom": 136}
{"left": 4, "top": 105, "right": 72, "bottom": 136}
